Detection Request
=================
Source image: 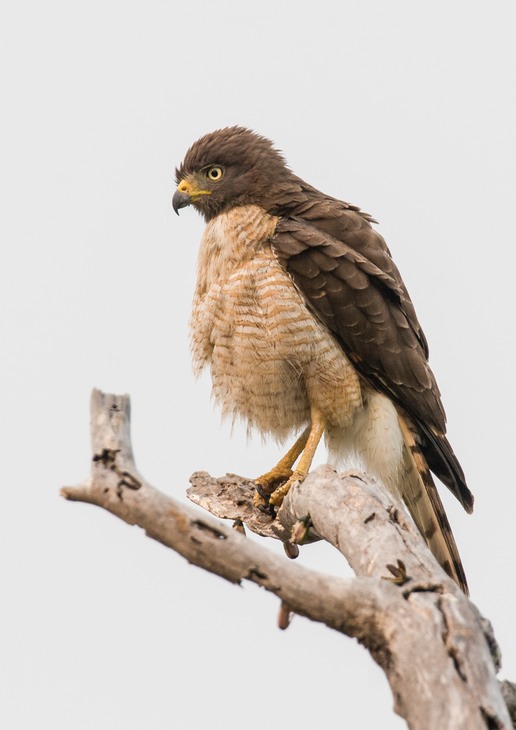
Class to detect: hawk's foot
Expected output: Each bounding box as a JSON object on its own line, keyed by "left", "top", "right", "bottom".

{"left": 254, "top": 464, "right": 294, "bottom": 511}
{"left": 252, "top": 486, "right": 275, "bottom": 515}
{"left": 269, "top": 470, "right": 306, "bottom": 507}
{"left": 255, "top": 464, "right": 294, "bottom": 492}
{"left": 252, "top": 416, "right": 323, "bottom": 512}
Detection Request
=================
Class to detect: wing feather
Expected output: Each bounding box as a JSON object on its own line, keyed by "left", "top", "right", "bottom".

{"left": 271, "top": 210, "right": 473, "bottom": 513}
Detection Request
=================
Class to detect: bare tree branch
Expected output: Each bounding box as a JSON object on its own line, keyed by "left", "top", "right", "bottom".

{"left": 61, "top": 389, "right": 512, "bottom": 729}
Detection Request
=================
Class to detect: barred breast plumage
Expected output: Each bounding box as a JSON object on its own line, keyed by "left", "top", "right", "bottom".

{"left": 190, "top": 205, "right": 363, "bottom": 440}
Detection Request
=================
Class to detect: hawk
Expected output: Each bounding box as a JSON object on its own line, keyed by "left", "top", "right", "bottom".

{"left": 173, "top": 126, "right": 473, "bottom": 593}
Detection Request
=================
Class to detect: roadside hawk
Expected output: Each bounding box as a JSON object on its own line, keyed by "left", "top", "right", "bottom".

{"left": 173, "top": 126, "right": 473, "bottom": 593}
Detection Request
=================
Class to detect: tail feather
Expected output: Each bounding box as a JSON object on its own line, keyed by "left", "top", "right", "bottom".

{"left": 398, "top": 415, "right": 469, "bottom": 594}
{"left": 420, "top": 423, "right": 474, "bottom": 514}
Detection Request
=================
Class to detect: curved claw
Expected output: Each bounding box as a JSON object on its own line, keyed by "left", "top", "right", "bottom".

{"left": 269, "top": 471, "right": 305, "bottom": 507}
{"left": 257, "top": 500, "right": 276, "bottom": 516}
{"left": 254, "top": 482, "right": 273, "bottom": 500}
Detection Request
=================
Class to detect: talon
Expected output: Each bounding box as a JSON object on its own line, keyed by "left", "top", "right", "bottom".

{"left": 269, "top": 470, "right": 305, "bottom": 507}
{"left": 253, "top": 487, "right": 276, "bottom": 515}
{"left": 269, "top": 485, "right": 287, "bottom": 507}
{"left": 255, "top": 466, "right": 293, "bottom": 494}
{"left": 257, "top": 501, "right": 276, "bottom": 516}
{"left": 252, "top": 415, "right": 326, "bottom": 513}
{"left": 254, "top": 465, "right": 294, "bottom": 513}
{"left": 254, "top": 482, "right": 274, "bottom": 500}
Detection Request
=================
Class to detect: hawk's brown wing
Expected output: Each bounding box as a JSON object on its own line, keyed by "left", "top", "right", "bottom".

{"left": 271, "top": 207, "right": 473, "bottom": 513}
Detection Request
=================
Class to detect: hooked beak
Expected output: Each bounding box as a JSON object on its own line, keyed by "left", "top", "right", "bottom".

{"left": 172, "top": 188, "right": 192, "bottom": 215}
{"left": 172, "top": 176, "right": 212, "bottom": 215}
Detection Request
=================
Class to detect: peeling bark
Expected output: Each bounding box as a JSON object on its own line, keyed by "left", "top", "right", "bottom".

{"left": 61, "top": 389, "right": 513, "bottom": 729}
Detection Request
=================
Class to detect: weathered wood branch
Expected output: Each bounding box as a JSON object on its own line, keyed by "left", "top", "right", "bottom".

{"left": 61, "top": 389, "right": 513, "bottom": 730}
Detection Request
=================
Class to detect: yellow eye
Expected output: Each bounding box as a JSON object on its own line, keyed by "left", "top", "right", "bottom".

{"left": 206, "top": 166, "right": 224, "bottom": 181}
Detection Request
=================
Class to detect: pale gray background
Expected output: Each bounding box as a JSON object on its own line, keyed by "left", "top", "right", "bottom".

{"left": 1, "top": 1, "right": 515, "bottom": 728}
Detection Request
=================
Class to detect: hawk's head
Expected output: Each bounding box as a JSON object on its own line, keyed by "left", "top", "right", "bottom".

{"left": 173, "top": 127, "right": 299, "bottom": 221}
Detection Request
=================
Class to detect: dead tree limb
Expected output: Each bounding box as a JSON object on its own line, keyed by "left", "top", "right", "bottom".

{"left": 61, "top": 389, "right": 512, "bottom": 730}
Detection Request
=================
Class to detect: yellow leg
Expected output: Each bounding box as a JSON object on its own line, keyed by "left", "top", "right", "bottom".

{"left": 269, "top": 409, "right": 326, "bottom": 506}
{"left": 253, "top": 428, "right": 310, "bottom": 509}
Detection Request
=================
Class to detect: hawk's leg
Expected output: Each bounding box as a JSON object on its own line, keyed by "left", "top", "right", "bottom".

{"left": 269, "top": 410, "right": 326, "bottom": 507}
{"left": 253, "top": 427, "right": 310, "bottom": 510}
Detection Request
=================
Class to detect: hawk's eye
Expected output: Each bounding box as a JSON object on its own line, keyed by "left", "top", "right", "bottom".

{"left": 206, "top": 166, "right": 224, "bottom": 181}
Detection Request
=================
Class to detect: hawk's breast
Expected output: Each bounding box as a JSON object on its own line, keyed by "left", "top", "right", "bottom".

{"left": 190, "top": 205, "right": 363, "bottom": 439}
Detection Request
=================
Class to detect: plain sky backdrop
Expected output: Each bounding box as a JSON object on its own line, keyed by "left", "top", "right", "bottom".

{"left": 1, "top": 2, "right": 515, "bottom": 728}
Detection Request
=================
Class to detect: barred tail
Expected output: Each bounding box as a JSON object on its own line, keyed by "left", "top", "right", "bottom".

{"left": 398, "top": 415, "right": 469, "bottom": 594}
